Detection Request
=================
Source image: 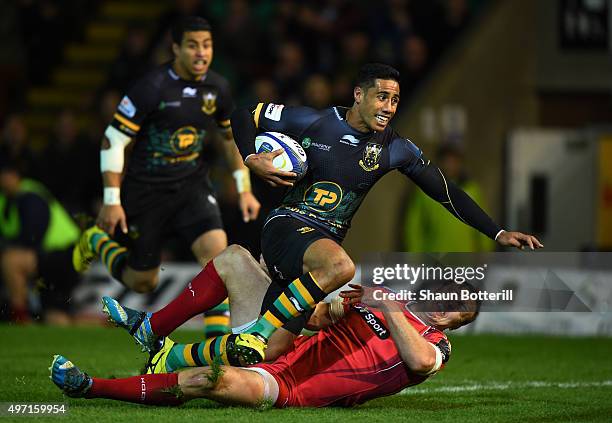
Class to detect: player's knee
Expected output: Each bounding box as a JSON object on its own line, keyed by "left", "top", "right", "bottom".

{"left": 131, "top": 275, "right": 159, "bottom": 293}
{"left": 215, "top": 244, "right": 253, "bottom": 277}
{"left": 322, "top": 252, "right": 355, "bottom": 284}
{"left": 179, "top": 368, "right": 211, "bottom": 396}
{"left": 332, "top": 258, "right": 355, "bottom": 283}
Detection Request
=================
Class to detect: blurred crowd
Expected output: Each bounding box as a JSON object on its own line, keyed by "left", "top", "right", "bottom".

{"left": 1, "top": 0, "right": 482, "bottom": 219}
{"left": 0, "top": 0, "right": 484, "bottom": 322}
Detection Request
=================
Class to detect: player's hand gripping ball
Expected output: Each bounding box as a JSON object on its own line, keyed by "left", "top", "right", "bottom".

{"left": 255, "top": 132, "right": 308, "bottom": 181}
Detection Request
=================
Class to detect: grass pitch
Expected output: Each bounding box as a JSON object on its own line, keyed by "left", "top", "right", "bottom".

{"left": 1, "top": 325, "right": 611, "bottom": 422}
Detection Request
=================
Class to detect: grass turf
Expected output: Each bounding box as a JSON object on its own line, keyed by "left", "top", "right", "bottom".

{"left": 1, "top": 325, "right": 611, "bottom": 422}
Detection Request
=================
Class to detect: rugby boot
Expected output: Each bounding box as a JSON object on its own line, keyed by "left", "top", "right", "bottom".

{"left": 144, "top": 337, "right": 175, "bottom": 374}
{"left": 72, "top": 225, "right": 105, "bottom": 273}
{"left": 233, "top": 333, "right": 267, "bottom": 365}
{"left": 102, "top": 296, "right": 161, "bottom": 352}
{"left": 49, "top": 355, "right": 92, "bottom": 398}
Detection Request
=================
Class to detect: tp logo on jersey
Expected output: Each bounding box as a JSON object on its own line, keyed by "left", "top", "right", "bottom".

{"left": 359, "top": 142, "right": 382, "bottom": 171}
{"left": 201, "top": 91, "right": 217, "bottom": 115}
{"left": 304, "top": 181, "right": 343, "bottom": 212}
{"left": 118, "top": 96, "right": 136, "bottom": 118}
{"left": 169, "top": 126, "right": 200, "bottom": 153}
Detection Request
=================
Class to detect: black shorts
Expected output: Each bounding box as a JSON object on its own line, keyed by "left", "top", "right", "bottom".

{"left": 116, "top": 177, "right": 223, "bottom": 270}
{"left": 260, "top": 215, "right": 330, "bottom": 286}
{"left": 37, "top": 248, "right": 79, "bottom": 313}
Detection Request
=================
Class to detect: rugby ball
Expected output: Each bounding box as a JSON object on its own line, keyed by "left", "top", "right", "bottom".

{"left": 255, "top": 132, "right": 308, "bottom": 180}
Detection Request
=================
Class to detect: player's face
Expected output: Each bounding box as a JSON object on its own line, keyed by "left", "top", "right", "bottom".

{"left": 355, "top": 79, "right": 400, "bottom": 132}
{"left": 173, "top": 31, "right": 213, "bottom": 79}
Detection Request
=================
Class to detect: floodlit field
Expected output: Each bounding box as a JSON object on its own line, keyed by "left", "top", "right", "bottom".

{"left": 1, "top": 325, "right": 611, "bottom": 422}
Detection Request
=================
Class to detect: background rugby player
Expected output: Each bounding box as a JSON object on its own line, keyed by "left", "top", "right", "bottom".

{"left": 71, "top": 17, "right": 260, "bottom": 336}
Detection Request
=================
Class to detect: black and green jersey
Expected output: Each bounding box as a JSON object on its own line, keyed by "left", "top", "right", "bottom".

{"left": 253, "top": 103, "right": 431, "bottom": 242}
{"left": 110, "top": 63, "right": 234, "bottom": 184}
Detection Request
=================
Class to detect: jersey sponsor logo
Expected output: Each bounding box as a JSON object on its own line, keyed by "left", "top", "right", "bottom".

{"left": 359, "top": 142, "right": 383, "bottom": 171}
{"left": 304, "top": 181, "right": 343, "bottom": 212}
{"left": 169, "top": 126, "right": 200, "bottom": 155}
{"left": 118, "top": 96, "right": 136, "bottom": 118}
{"left": 158, "top": 101, "right": 181, "bottom": 109}
{"left": 352, "top": 304, "right": 389, "bottom": 339}
{"left": 301, "top": 137, "right": 311, "bottom": 149}
{"left": 340, "top": 134, "right": 360, "bottom": 146}
{"left": 202, "top": 91, "right": 217, "bottom": 115}
{"left": 312, "top": 142, "right": 331, "bottom": 152}
{"left": 264, "top": 103, "right": 284, "bottom": 121}
{"left": 296, "top": 226, "right": 315, "bottom": 234}
{"left": 182, "top": 87, "right": 197, "bottom": 97}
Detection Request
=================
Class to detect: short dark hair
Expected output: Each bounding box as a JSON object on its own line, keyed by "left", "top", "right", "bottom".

{"left": 355, "top": 63, "right": 400, "bottom": 89}
{"left": 171, "top": 16, "right": 212, "bottom": 45}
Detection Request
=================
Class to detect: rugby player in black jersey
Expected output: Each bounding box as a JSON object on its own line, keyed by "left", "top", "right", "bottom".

{"left": 214, "top": 63, "right": 542, "bottom": 365}
{"left": 73, "top": 17, "right": 260, "bottom": 308}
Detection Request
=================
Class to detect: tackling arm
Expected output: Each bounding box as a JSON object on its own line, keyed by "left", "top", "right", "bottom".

{"left": 382, "top": 301, "right": 441, "bottom": 375}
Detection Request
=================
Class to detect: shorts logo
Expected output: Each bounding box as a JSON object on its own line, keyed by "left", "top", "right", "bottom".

{"left": 296, "top": 226, "right": 315, "bottom": 234}
{"left": 169, "top": 126, "right": 200, "bottom": 154}
{"left": 352, "top": 304, "right": 389, "bottom": 339}
{"left": 359, "top": 142, "right": 383, "bottom": 171}
{"left": 264, "top": 103, "right": 284, "bottom": 121}
{"left": 304, "top": 181, "right": 343, "bottom": 212}
{"left": 202, "top": 91, "right": 217, "bottom": 115}
{"left": 118, "top": 96, "right": 136, "bottom": 118}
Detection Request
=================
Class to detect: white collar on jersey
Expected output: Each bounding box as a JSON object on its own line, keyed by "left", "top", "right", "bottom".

{"left": 167, "top": 67, "right": 208, "bottom": 82}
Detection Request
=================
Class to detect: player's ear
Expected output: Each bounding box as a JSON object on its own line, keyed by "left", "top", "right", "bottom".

{"left": 172, "top": 42, "right": 181, "bottom": 57}
{"left": 354, "top": 86, "right": 363, "bottom": 104}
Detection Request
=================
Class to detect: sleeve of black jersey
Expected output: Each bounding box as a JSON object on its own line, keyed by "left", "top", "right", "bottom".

{"left": 214, "top": 78, "right": 235, "bottom": 131}
{"left": 109, "top": 78, "right": 159, "bottom": 137}
{"left": 231, "top": 102, "right": 320, "bottom": 161}
{"left": 391, "top": 137, "right": 502, "bottom": 240}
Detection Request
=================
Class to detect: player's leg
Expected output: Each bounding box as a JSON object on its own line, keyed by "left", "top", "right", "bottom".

{"left": 190, "top": 229, "right": 230, "bottom": 338}
{"left": 73, "top": 181, "right": 170, "bottom": 293}
{"left": 0, "top": 247, "right": 37, "bottom": 322}
{"left": 176, "top": 184, "right": 230, "bottom": 339}
{"left": 238, "top": 218, "right": 354, "bottom": 359}
{"left": 103, "top": 245, "right": 268, "bottom": 352}
{"left": 50, "top": 355, "right": 269, "bottom": 407}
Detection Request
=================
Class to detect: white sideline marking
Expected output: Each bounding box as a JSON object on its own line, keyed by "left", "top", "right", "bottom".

{"left": 401, "top": 380, "right": 612, "bottom": 395}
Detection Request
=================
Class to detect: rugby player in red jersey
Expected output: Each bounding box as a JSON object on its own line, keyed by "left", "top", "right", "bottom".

{"left": 50, "top": 245, "right": 478, "bottom": 408}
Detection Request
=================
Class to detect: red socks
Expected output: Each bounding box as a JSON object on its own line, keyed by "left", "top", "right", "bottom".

{"left": 87, "top": 373, "right": 183, "bottom": 406}
{"left": 150, "top": 261, "right": 228, "bottom": 336}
